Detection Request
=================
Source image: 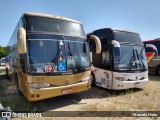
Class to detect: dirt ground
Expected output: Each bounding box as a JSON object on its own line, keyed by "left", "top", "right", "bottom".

{"left": 0, "top": 66, "right": 160, "bottom": 120}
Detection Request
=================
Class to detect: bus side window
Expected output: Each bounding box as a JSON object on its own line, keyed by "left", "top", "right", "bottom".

{"left": 19, "top": 17, "right": 24, "bottom": 28}
{"left": 19, "top": 54, "right": 26, "bottom": 73}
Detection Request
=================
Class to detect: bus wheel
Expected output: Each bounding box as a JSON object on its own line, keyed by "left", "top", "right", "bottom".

{"left": 6, "top": 68, "right": 9, "bottom": 77}
{"left": 91, "top": 72, "right": 96, "bottom": 87}
{"left": 156, "top": 66, "right": 160, "bottom": 75}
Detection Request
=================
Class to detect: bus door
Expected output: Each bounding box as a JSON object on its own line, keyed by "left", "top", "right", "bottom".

{"left": 100, "top": 49, "right": 112, "bottom": 89}
{"left": 92, "top": 43, "right": 112, "bottom": 89}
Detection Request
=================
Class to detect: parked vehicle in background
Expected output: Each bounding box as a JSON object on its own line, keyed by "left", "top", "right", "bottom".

{"left": 144, "top": 39, "right": 160, "bottom": 75}
{"left": 0, "top": 57, "right": 6, "bottom": 66}
{"left": 5, "top": 12, "right": 101, "bottom": 101}
{"left": 88, "top": 28, "right": 149, "bottom": 90}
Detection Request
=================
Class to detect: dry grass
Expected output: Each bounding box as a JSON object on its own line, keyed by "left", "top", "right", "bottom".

{"left": 81, "top": 75, "right": 160, "bottom": 111}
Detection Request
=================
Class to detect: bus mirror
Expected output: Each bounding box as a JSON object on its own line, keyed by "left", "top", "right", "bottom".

{"left": 112, "top": 40, "right": 121, "bottom": 57}
{"left": 146, "top": 44, "right": 158, "bottom": 57}
{"left": 89, "top": 35, "right": 101, "bottom": 54}
{"left": 17, "top": 27, "right": 26, "bottom": 54}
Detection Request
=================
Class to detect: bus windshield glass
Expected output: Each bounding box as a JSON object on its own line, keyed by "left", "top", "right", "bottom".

{"left": 65, "top": 37, "right": 90, "bottom": 71}
{"left": 27, "top": 37, "right": 90, "bottom": 73}
{"left": 113, "top": 30, "right": 142, "bottom": 44}
{"left": 25, "top": 16, "right": 85, "bottom": 37}
{"left": 114, "top": 44, "right": 148, "bottom": 71}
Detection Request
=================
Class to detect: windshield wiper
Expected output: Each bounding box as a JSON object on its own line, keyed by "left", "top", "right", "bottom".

{"left": 129, "top": 47, "right": 137, "bottom": 71}
{"left": 50, "top": 41, "right": 62, "bottom": 72}
{"left": 129, "top": 48, "right": 140, "bottom": 70}
{"left": 135, "top": 49, "right": 145, "bottom": 70}
{"left": 129, "top": 47, "right": 146, "bottom": 71}
{"left": 68, "top": 42, "right": 85, "bottom": 72}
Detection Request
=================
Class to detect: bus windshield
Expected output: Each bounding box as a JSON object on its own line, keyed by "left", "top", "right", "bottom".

{"left": 114, "top": 44, "right": 148, "bottom": 71}
{"left": 27, "top": 37, "right": 90, "bottom": 73}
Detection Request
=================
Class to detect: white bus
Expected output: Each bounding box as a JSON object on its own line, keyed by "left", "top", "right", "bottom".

{"left": 0, "top": 57, "right": 6, "bottom": 66}
{"left": 88, "top": 28, "right": 149, "bottom": 90}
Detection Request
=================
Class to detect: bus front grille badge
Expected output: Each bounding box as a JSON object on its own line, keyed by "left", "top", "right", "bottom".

{"left": 65, "top": 79, "right": 70, "bottom": 85}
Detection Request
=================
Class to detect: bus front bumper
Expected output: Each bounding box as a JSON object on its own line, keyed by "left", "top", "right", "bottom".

{"left": 112, "top": 78, "right": 148, "bottom": 90}
{"left": 27, "top": 81, "right": 91, "bottom": 101}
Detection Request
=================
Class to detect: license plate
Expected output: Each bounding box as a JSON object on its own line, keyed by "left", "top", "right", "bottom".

{"left": 62, "top": 88, "right": 72, "bottom": 94}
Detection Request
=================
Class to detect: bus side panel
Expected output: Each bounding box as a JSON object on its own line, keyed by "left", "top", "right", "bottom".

{"left": 6, "top": 51, "right": 18, "bottom": 81}
{"left": 92, "top": 67, "right": 112, "bottom": 89}
{"left": 17, "top": 71, "right": 28, "bottom": 95}
{"left": 148, "top": 56, "right": 160, "bottom": 72}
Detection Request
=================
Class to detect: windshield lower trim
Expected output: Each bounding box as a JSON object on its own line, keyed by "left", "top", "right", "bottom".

{"left": 27, "top": 68, "right": 91, "bottom": 76}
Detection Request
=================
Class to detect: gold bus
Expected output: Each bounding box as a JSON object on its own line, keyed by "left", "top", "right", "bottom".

{"left": 5, "top": 12, "right": 101, "bottom": 101}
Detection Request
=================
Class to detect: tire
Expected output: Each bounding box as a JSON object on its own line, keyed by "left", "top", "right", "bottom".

{"left": 156, "top": 66, "right": 160, "bottom": 75}
{"left": 6, "top": 67, "right": 9, "bottom": 77}
{"left": 91, "top": 72, "right": 96, "bottom": 87}
{"left": 5, "top": 67, "right": 10, "bottom": 80}
{"left": 15, "top": 74, "right": 21, "bottom": 93}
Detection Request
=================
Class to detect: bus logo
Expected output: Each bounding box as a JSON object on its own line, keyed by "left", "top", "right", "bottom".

{"left": 65, "top": 79, "right": 70, "bottom": 85}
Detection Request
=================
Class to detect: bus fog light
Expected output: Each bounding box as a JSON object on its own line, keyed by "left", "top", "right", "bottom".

{"left": 81, "top": 76, "right": 92, "bottom": 82}
{"left": 115, "top": 77, "right": 126, "bottom": 81}
{"left": 144, "top": 76, "right": 148, "bottom": 79}
{"left": 43, "top": 83, "right": 50, "bottom": 87}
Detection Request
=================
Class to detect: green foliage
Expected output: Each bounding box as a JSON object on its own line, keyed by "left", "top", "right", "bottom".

{"left": 0, "top": 46, "right": 8, "bottom": 58}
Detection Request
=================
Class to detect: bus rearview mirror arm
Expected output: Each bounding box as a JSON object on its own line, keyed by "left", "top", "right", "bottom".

{"left": 112, "top": 40, "right": 120, "bottom": 48}
{"left": 89, "top": 35, "right": 101, "bottom": 54}
{"left": 17, "top": 27, "right": 26, "bottom": 54}
{"left": 112, "top": 40, "right": 121, "bottom": 56}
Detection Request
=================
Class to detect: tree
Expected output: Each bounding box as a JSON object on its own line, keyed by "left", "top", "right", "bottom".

{"left": 0, "top": 46, "right": 7, "bottom": 58}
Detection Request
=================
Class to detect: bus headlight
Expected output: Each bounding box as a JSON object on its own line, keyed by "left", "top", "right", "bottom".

{"left": 81, "top": 76, "right": 92, "bottom": 82}
{"left": 28, "top": 82, "right": 50, "bottom": 89}
{"left": 115, "top": 77, "right": 126, "bottom": 81}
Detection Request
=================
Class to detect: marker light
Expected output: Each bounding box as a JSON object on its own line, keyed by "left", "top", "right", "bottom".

{"left": 115, "top": 77, "right": 126, "bottom": 81}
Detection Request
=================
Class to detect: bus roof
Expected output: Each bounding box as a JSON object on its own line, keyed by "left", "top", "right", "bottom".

{"left": 23, "top": 12, "right": 81, "bottom": 24}
{"left": 88, "top": 28, "right": 139, "bottom": 35}
{"left": 110, "top": 28, "right": 139, "bottom": 35}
